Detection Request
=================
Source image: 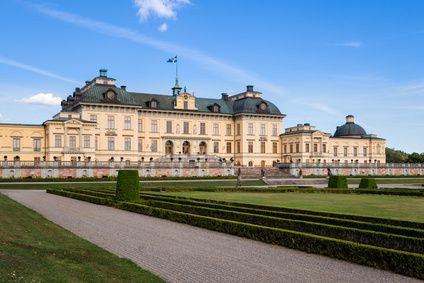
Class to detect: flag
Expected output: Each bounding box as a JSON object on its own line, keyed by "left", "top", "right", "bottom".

{"left": 167, "top": 56, "right": 177, "bottom": 63}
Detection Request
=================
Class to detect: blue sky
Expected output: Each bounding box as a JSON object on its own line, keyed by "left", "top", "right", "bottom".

{"left": 0, "top": 0, "right": 423, "bottom": 152}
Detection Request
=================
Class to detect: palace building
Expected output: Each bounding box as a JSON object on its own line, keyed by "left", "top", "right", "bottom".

{"left": 0, "top": 69, "right": 385, "bottom": 167}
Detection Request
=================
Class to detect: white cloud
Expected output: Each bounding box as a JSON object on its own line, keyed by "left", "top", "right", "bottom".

{"left": 158, "top": 23, "right": 168, "bottom": 32}
{"left": 339, "top": 41, "right": 363, "bottom": 48}
{"left": 32, "top": 4, "right": 285, "bottom": 96}
{"left": 0, "top": 56, "right": 79, "bottom": 84}
{"left": 19, "top": 93, "right": 62, "bottom": 106}
{"left": 134, "top": 0, "right": 190, "bottom": 21}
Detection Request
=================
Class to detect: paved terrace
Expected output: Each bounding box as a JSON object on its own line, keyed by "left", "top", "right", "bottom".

{"left": 2, "top": 190, "right": 421, "bottom": 283}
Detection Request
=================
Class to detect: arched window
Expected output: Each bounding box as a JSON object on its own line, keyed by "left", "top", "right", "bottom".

{"left": 248, "top": 161, "right": 253, "bottom": 167}
{"left": 150, "top": 100, "right": 158, "bottom": 108}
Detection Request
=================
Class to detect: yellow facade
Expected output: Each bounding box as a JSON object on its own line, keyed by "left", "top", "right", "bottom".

{"left": 0, "top": 70, "right": 385, "bottom": 166}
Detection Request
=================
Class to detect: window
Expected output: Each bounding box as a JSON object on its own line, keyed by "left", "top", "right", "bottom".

{"left": 200, "top": 122, "right": 206, "bottom": 135}
{"left": 33, "top": 139, "right": 41, "bottom": 152}
{"left": 272, "top": 124, "right": 278, "bottom": 136}
{"left": 260, "top": 142, "right": 266, "bottom": 153}
{"left": 344, "top": 147, "right": 348, "bottom": 157}
{"left": 213, "top": 123, "right": 219, "bottom": 136}
{"left": 151, "top": 140, "right": 158, "bottom": 152}
{"left": 212, "top": 105, "right": 219, "bottom": 112}
{"left": 260, "top": 124, "right": 266, "bottom": 135}
{"left": 283, "top": 144, "right": 287, "bottom": 153}
{"left": 166, "top": 121, "right": 172, "bottom": 133}
{"left": 333, "top": 146, "right": 338, "bottom": 157}
{"left": 183, "top": 122, "right": 189, "bottom": 134}
{"left": 183, "top": 101, "right": 188, "bottom": 110}
{"left": 296, "top": 143, "right": 299, "bottom": 153}
{"left": 138, "top": 119, "right": 143, "bottom": 132}
{"left": 69, "top": 136, "right": 77, "bottom": 149}
{"left": 272, "top": 142, "right": 278, "bottom": 154}
{"left": 124, "top": 116, "right": 131, "bottom": 130}
{"left": 226, "top": 142, "right": 232, "bottom": 154}
{"left": 55, "top": 135, "right": 62, "bottom": 147}
{"left": 124, "top": 137, "right": 131, "bottom": 151}
{"left": 138, "top": 138, "right": 143, "bottom": 152}
{"left": 95, "top": 135, "right": 99, "bottom": 150}
{"left": 305, "top": 143, "right": 310, "bottom": 153}
{"left": 248, "top": 141, "right": 253, "bottom": 153}
{"left": 90, "top": 114, "right": 97, "bottom": 122}
{"left": 236, "top": 141, "right": 241, "bottom": 153}
{"left": 248, "top": 123, "right": 254, "bottom": 135}
{"left": 377, "top": 144, "right": 381, "bottom": 154}
{"left": 313, "top": 143, "right": 318, "bottom": 152}
{"left": 248, "top": 161, "right": 253, "bottom": 167}
{"left": 151, "top": 120, "right": 158, "bottom": 133}
{"left": 363, "top": 147, "right": 368, "bottom": 157}
{"left": 213, "top": 142, "right": 219, "bottom": 153}
{"left": 150, "top": 100, "right": 158, "bottom": 108}
{"left": 107, "top": 115, "right": 115, "bottom": 129}
{"left": 12, "top": 137, "right": 20, "bottom": 152}
{"left": 290, "top": 144, "right": 293, "bottom": 153}
{"left": 83, "top": 135, "right": 90, "bottom": 148}
{"left": 236, "top": 124, "right": 241, "bottom": 136}
{"left": 353, "top": 147, "right": 358, "bottom": 157}
{"left": 108, "top": 137, "right": 115, "bottom": 151}
{"left": 226, "top": 124, "right": 232, "bottom": 136}
{"left": 323, "top": 144, "right": 327, "bottom": 153}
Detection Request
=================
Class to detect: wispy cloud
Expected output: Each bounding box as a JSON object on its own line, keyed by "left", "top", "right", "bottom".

{"left": 158, "top": 23, "right": 168, "bottom": 32}
{"left": 134, "top": 0, "right": 190, "bottom": 21}
{"left": 0, "top": 56, "right": 79, "bottom": 84}
{"left": 32, "top": 4, "right": 284, "bottom": 95}
{"left": 397, "top": 79, "right": 424, "bottom": 95}
{"left": 338, "top": 41, "right": 363, "bottom": 48}
{"left": 18, "top": 92, "right": 62, "bottom": 106}
{"left": 0, "top": 113, "right": 10, "bottom": 122}
{"left": 292, "top": 99, "right": 340, "bottom": 116}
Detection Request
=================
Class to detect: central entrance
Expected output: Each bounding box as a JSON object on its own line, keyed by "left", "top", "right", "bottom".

{"left": 182, "top": 141, "right": 191, "bottom": 155}
{"left": 165, "top": 140, "right": 174, "bottom": 156}
{"left": 199, "top": 141, "right": 207, "bottom": 155}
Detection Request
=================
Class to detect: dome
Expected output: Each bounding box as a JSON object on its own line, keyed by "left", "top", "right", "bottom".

{"left": 333, "top": 115, "right": 367, "bottom": 137}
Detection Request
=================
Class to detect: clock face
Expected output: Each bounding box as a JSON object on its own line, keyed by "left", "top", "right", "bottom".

{"left": 259, "top": 103, "right": 267, "bottom": 110}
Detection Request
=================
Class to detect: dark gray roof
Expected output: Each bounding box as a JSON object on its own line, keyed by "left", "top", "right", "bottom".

{"left": 333, "top": 122, "right": 367, "bottom": 137}
{"left": 62, "top": 84, "right": 283, "bottom": 116}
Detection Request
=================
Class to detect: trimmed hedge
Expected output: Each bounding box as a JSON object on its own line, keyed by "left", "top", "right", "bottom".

{"left": 142, "top": 193, "right": 424, "bottom": 230}
{"left": 140, "top": 194, "right": 424, "bottom": 238}
{"left": 359, "top": 178, "right": 378, "bottom": 189}
{"left": 47, "top": 189, "right": 114, "bottom": 206}
{"left": 145, "top": 199, "right": 424, "bottom": 253}
{"left": 328, "top": 176, "right": 348, "bottom": 189}
{"left": 48, "top": 189, "right": 424, "bottom": 279}
{"left": 115, "top": 170, "right": 140, "bottom": 201}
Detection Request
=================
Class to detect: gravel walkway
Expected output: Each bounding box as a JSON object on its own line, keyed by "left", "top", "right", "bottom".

{"left": 2, "top": 190, "right": 421, "bottom": 283}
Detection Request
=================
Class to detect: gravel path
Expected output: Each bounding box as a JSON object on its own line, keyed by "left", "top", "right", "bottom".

{"left": 2, "top": 190, "right": 421, "bottom": 283}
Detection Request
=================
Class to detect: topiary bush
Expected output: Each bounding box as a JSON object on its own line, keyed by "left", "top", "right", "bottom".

{"left": 328, "top": 175, "right": 348, "bottom": 189}
{"left": 359, "top": 178, "right": 378, "bottom": 189}
{"left": 115, "top": 170, "right": 140, "bottom": 201}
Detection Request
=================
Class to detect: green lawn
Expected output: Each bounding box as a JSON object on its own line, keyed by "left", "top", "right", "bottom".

{"left": 0, "top": 194, "right": 164, "bottom": 283}
{"left": 153, "top": 191, "right": 424, "bottom": 223}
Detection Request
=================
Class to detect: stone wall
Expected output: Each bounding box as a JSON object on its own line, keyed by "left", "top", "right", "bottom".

{"left": 279, "top": 163, "right": 424, "bottom": 177}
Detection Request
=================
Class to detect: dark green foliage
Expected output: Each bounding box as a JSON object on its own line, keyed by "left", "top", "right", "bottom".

{"left": 142, "top": 193, "right": 424, "bottom": 230}
{"left": 115, "top": 170, "right": 140, "bottom": 201}
{"left": 328, "top": 176, "right": 348, "bottom": 189}
{"left": 386, "top": 147, "right": 424, "bottom": 163}
{"left": 359, "top": 178, "right": 378, "bottom": 189}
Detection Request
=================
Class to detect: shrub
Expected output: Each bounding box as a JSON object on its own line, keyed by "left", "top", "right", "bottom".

{"left": 359, "top": 178, "right": 378, "bottom": 189}
{"left": 328, "top": 175, "right": 348, "bottom": 189}
{"left": 115, "top": 170, "right": 140, "bottom": 201}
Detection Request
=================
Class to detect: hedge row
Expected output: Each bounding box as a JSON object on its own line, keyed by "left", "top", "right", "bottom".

{"left": 142, "top": 193, "right": 424, "bottom": 230}
{"left": 140, "top": 194, "right": 424, "bottom": 238}
{"left": 0, "top": 175, "right": 236, "bottom": 183}
{"left": 145, "top": 199, "right": 424, "bottom": 253}
{"left": 48, "top": 189, "right": 114, "bottom": 206}
{"left": 48, "top": 189, "right": 424, "bottom": 279}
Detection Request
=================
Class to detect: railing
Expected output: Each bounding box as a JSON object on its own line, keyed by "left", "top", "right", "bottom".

{"left": 277, "top": 162, "right": 424, "bottom": 169}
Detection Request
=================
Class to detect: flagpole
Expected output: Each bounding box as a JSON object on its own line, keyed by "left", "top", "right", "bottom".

{"left": 176, "top": 58, "right": 178, "bottom": 80}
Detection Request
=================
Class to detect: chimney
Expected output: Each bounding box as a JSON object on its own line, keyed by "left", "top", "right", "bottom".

{"left": 246, "top": 85, "right": 254, "bottom": 92}
{"left": 121, "top": 85, "right": 127, "bottom": 90}
{"left": 221, "top": 93, "right": 229, "bottom": 100}
{"left": 346, "top": 115, "right": 355, "bottom": 123}
{"left": 85, "top": 81, "right": 91, "bottom": 85}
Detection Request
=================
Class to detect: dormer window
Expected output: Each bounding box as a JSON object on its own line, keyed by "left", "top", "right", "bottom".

{"left": 106, "top": 90, "right": 116, "bottom": 100}
{"left": 149, "top": 99, "right": 158, "bottom": 109}
{"left": 208, "top": 103, "right": 220, "bottom": 113}
{"left": 102, "top": 89, "right": 119, "bottom": 103}
{"left": 259, "top": 102, "right": 267, "bottom": 111}
{"left": 257, "top": 102, "right": 269, "bottom": 113}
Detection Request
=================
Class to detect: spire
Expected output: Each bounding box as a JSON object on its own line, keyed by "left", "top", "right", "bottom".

{"left": 172, "top": 77, "right": 182, "bottom": 96}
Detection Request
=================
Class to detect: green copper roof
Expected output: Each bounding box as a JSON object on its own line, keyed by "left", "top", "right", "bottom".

{"left": 63, "top": 84, "right": 283, "bottom": 116}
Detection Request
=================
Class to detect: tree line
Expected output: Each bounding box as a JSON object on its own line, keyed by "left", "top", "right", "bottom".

{"left": 386, "top": 148, "right": 424, "bottom": 163}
